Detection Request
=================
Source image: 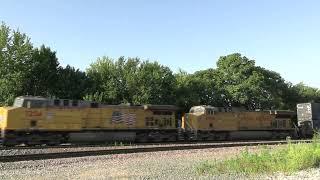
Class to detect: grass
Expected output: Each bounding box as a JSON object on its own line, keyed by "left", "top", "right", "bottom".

{"left": 196, "top": 136, "right": 320, "bottom": 176}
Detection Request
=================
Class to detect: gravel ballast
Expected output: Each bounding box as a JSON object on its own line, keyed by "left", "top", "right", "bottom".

{"left": 0, "top": 145, "right": 320, "bottom": 179}
{"left": 0, "top": 141, "right": 282, "bottom": 156}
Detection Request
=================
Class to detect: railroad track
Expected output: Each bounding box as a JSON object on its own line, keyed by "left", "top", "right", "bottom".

{"left": 0, "top": 139, "right": 311, "bottom": 151}
{"left": 0, "top": 141, "right": 220, "bottom": 150}
{"left": 0, "top": 143, "right": 134, "bottom": 150}
{"left": 0, "top": 140, "right": 313, "bottom": 163}
{"left": 0, "top": 140, "right": 286, "bottom": 150}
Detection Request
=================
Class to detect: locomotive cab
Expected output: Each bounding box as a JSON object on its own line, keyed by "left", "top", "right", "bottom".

{"left": 297, "top": 103, "right": 320, "bottom": 138}
{"left": 189, "top": 106, "right": 216, "bottom": 115}
{"left": 13, "top": 96, "right": 49, "bottom": 108}
{"left": 183, "top": 106, "right": 218, "bottom": 131}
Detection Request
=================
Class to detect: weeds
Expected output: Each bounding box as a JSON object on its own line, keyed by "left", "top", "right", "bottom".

{"left": 196, "top": 137, "right": 320, "bottom": 176}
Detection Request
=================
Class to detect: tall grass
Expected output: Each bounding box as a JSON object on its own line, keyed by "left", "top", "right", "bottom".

{"left": 196, "top": 136, "right": 320, "bottom": 176}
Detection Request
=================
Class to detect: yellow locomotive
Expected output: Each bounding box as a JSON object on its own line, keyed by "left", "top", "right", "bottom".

{"left": 0, "top": 96, "right": 298, "bottom": 146}
{"left": 182, "top": 106, "right": 296, "bottom": 140}
{"left": 0, "top": 96, "right": 178, "bottom": 145}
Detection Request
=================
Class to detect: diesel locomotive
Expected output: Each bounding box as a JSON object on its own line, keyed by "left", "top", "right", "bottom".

{"left": 0, "top": 96, "right": 314, "bottom": 146}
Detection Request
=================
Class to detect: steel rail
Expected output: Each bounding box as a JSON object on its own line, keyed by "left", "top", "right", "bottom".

{"left": 0, "top": 140, "right": 313, "bottom": 163}
{"left": 0, "top": 139, "right": 311, "bottom": 151}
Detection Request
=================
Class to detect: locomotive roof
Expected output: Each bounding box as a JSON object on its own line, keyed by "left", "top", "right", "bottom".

{"left": 14, "top": 96, "right": 178, "bottom": 110}
{"left": 190, "top": 105, "right": 294, "bottom": 114}
{"left": 269, "top": 110, "right": 295, "bottom": 115}
{"left": 143, "top": 105, "right": 179, "bottom": 111}
{"left": 16, "top": 96, "right": 48, "bottom": 101}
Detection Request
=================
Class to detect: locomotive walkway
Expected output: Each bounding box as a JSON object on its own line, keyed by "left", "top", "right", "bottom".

{"left": 0, "top": 140, "right": 312, "bottom": 163}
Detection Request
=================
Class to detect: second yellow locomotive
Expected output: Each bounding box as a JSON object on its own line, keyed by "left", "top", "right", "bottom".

{"left": 182, "top": 105, "right": 296, "bottom": 140}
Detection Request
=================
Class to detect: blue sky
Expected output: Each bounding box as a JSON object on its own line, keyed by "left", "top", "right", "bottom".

{"left": 1, "top": 0, "right": 319, "bottom": 87}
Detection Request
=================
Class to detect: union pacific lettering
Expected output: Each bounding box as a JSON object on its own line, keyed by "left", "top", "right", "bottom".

{"left": 25, "top": 110, "right": 42, "bottom": 117}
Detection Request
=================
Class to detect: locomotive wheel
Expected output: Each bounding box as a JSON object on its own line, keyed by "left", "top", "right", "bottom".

{"left": 24, "top": 134, "right": 42, "bottom": 146}
{"left": 167, "top": 133, "right": 177, "bottom": 142}
{"left": 2, "top": 139, "right": 19, "bottom": 147}
{"left": 46, "top": 139, "right": 60, "bottom": 146}
{"left": 136, "top": 133, "right": 149, "bottom": 143}
{"left": 45, "top": 134, "right": 63, "bottom": 146}
{"left": 207, "top": 133, "right": 215, "bottom": 141}
{"left": 25, "top": 140, "right": 41, "bottom": 146}
{"left": 149, "top": 131, "right": 163, "bottom": 142}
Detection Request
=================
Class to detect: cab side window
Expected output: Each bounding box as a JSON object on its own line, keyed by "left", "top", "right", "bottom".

{"left": 54, "top": 99, "right": 60, "bottom": 106}
{"left": 63, "top": 100, "right": 69, "bottom": 107}
{"left": 206, "top": 109, "right": 214, "bottom": 115}
{"left": 72, "top": 100, "right": 78, "bottom": 107}
{"left": 24, "top": 100, "right": 47, "bottom": 108}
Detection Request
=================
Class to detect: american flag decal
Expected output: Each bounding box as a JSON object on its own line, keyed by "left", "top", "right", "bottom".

{"left": 111, "top": 111, "right": 136, "bottom": 126}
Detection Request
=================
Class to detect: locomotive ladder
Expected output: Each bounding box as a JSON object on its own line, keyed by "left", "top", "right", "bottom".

{"left": 190, "top": 130, "right": 198, "bottom": 141}
{"left": 0, "top": 129, "right": 4, "bottom": 145}
{"left": 177, "top": 128, "right": 185, "bottom": 141}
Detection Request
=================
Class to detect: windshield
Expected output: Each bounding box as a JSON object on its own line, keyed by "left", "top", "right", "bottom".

{"left": 13, "top": 98, "right": 24, "bottom": 107}
{"left": 190, "top": 106, "right": 205, "bottom": 113}
{"left": 13, "top": 97, "right": 48, "bottom": 108}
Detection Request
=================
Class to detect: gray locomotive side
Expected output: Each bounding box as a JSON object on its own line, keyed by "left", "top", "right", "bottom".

{"left": 297, "top": 103, "right": 320, "bottom": 137}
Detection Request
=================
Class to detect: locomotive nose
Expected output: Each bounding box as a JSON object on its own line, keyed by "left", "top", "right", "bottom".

{"left": 0, "top": 107, "right": 5, "bottom": 127}
{"left": 0, "top": 107, "right": 7, "bottom": 140}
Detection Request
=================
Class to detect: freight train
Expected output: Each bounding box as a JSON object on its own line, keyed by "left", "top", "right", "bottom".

{"left": 0, "top": 96, "right": 315, "bottom": 146}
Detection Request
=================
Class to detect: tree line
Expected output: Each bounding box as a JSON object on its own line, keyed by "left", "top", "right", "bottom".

{"left": 1, "top": 22, "right": 319, "bottom": 110}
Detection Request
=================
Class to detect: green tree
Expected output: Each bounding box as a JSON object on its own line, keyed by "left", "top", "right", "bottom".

{"left": 86, "top": 56, "right": 139, "bottom": 104}
{"left": 293, "top": 83, "right": 320, "bottom": 103}
{"left": 215, "top": 53, "right": 288, "bottom": 110}
{"left": 86, "top": 56, "right": 176, "bottom": 105}
{"left": 175, "top": 69, "right": 225, "bottom": 111}
{"left": 132, "top": 61, "right": 176, "bottom": 105}
{"left": 175, "top": 70, "right": 203, "bottom": 111}
{"left": 55, "top": 65, "right": 91, "bottom": 99}
{"left": 24, "top": 45, "right": 59, "bottom": 97}
{"left": 0, "top": 23, "right": 33, "bottom": 105}
{"left": 193, "top": 69, "right": 226, "bottom": 107}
